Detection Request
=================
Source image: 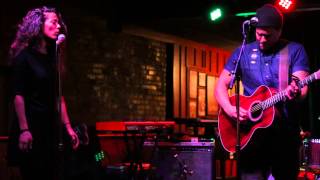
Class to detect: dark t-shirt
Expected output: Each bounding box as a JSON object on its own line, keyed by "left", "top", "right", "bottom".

{"left": 12, "top": 48, "right": 57, "bottom": 132}
{"left": 8, "top": 48, "right": 59, "bottom": 165}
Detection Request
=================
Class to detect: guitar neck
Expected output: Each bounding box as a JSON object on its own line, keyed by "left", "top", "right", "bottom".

{"left": 260, "top": 91, "right": 286, "bottom": 110}
{"left": 261, "top": 71, "right": 318, "bottom": 110}
{"left": 298, "top": 72, "right": 318, "bottom": 88}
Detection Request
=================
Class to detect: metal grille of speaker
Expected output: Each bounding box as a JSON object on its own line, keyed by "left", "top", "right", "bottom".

{"left": 143, "top": 141, "right": 214, "bottom": 180}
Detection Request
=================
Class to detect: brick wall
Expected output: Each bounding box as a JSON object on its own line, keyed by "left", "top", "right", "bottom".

{"left": 62, "top": 16, "right": 168, "bottom": 125}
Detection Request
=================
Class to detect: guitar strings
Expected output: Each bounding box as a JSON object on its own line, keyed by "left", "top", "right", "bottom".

{"left": 249, "top": 72, "right": 316, "bottom": 114}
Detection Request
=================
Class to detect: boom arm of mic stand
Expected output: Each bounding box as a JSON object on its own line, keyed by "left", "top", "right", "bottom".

{"left": 229, "top": 21, "right": 249, "bottom": 90}
{"left": 228, "top": 37, "right": 246, "bottom": 89}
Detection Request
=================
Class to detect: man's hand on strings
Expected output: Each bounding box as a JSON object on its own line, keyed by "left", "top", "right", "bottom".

{"left": 225, "top": 105, "right": 248, "bottom": 122}
{"left": 285, "top": 80, "right": 301, "bottom": 100}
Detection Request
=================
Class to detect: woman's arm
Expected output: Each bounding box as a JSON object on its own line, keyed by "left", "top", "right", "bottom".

{"left": 61, "top": 97, "right": 79, "bottom": 149}
{"left": 14, "top": 95, "right": 33, "bottom": 151}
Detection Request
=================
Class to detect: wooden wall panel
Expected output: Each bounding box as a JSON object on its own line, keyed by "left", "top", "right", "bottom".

{"left": 202, "top": 49, "right": 207, "bottom": 69}
{"left": 173, "top": 43, "right": 230, "bottom": 120}
{"left": 180, "top": 46, "right": 187, "bottom": 117}
{"left": 188, "top": 70, "right": 198, "bottom": 118}
{"left": 198, "top": 88, "right": 206, "bottom": 117}
{"left": 189, "top": 70, "right": 198, "bottom": 99}
{"left": 196, "top": 48, "right": 202, "bottom": 68}
{"left": 205, "top": 48, "right": 211, "bottom": 74}
{"left": 211, "top": 48, "right": 219, "bottom": 76}
{"left": 207, "top": 76, "right": 218, "bottom": 116}
{"left": 173, "top": 44, "right": 180, "bottom": 117}
{"left": 217, "top": 50, "right": 225, "bottom": 75}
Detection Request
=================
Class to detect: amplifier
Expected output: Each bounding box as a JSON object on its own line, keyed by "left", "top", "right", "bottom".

{"left": 143, "top": 141, "right": 215, "bottom": 180}
{"left": 309, "top": 139, "right": 320, "bottom": 169}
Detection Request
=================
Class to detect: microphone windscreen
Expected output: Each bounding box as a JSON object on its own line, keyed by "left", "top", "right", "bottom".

{"left": 56, "top": 34, "right": 66, "bottom": 45}
{"left": 251, "top": 17, "right": 259, "bottom": 24}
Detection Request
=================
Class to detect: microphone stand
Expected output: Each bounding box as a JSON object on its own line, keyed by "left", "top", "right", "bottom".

{"left": 228, "top": 22, "right": 251, "bottom": 180}
{"left": 55, "top": 42, "right": 64, "bottom": 180}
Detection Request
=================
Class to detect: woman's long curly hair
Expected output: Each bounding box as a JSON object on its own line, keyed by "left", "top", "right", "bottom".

{"left": 9, "top": 6, "right": 67, "bottom": 59}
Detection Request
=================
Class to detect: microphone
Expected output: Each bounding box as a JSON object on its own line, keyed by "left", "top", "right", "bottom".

{"left": 56, "top": 34, "right": 66, "bottom": 45}
{"left": 243, "top": 16, "right": 259, "bottom": 26}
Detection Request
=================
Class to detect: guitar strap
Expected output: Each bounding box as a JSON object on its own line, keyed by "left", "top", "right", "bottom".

{"left": 279, "top": 45, "right": 289, "bottom": 91}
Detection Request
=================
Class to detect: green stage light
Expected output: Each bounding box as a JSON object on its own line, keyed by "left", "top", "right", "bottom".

{"left": 209, "top": 8, "right": 223, "bottom": 21}
{"left": 235, "top": 12, "right": 256, "bottom": 17}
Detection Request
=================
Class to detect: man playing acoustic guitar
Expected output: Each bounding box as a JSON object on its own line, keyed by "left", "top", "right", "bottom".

{"left": 215, "top": 4, "right": 310, "bottom": 180}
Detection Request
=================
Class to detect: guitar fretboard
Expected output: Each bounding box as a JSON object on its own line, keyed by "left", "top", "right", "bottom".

{"left": 251, "top": 71, "right": 319, "bottom": 113}
{"left": 298, "top": 73, "right": 318, "bottom": 88}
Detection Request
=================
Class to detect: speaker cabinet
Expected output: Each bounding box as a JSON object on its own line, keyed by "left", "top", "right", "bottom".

{"left": 309, "top": 139, "right": 320, "bottom": 169}
{"left": 143, "top": 141, "right": 214, "bottom": 180}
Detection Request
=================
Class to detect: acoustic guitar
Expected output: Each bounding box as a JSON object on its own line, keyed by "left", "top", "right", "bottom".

{"left": 218, "top": 69, "right": 320, "bottom": 153}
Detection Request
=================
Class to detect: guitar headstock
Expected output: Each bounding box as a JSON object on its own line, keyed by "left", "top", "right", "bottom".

{"left": 314, "top": 69, "right": 320, "bottom": 80}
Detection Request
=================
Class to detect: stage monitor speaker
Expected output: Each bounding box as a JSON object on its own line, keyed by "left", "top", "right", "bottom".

{"left": 143, "top": 141, "right": 214, "bottom": 180}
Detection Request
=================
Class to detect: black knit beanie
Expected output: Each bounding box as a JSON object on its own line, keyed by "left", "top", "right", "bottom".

{"left": 255, "top": 4, "right": 283, "bottom": 29}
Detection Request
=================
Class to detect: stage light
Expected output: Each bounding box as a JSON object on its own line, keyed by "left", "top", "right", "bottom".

{"left": 276, "top": 0, "right": 296, "bottom": 12}
{"left": 235, "top": 12, "right": 256, "bottom": 17}
{"left": 209, "top": 7, "right": 223, "bottom": 21}
{"left": 278, "top": 0, "right": 292, "bottom": 9}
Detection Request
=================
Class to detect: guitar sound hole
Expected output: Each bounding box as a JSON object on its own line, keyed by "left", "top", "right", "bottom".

{"left": 250, "top": 102, "right": 262, "bottom": 121}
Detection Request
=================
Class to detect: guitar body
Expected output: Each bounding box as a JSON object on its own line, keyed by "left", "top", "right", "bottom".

{"left": 218, "top": 85, "right": 277, "bottom": 153}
